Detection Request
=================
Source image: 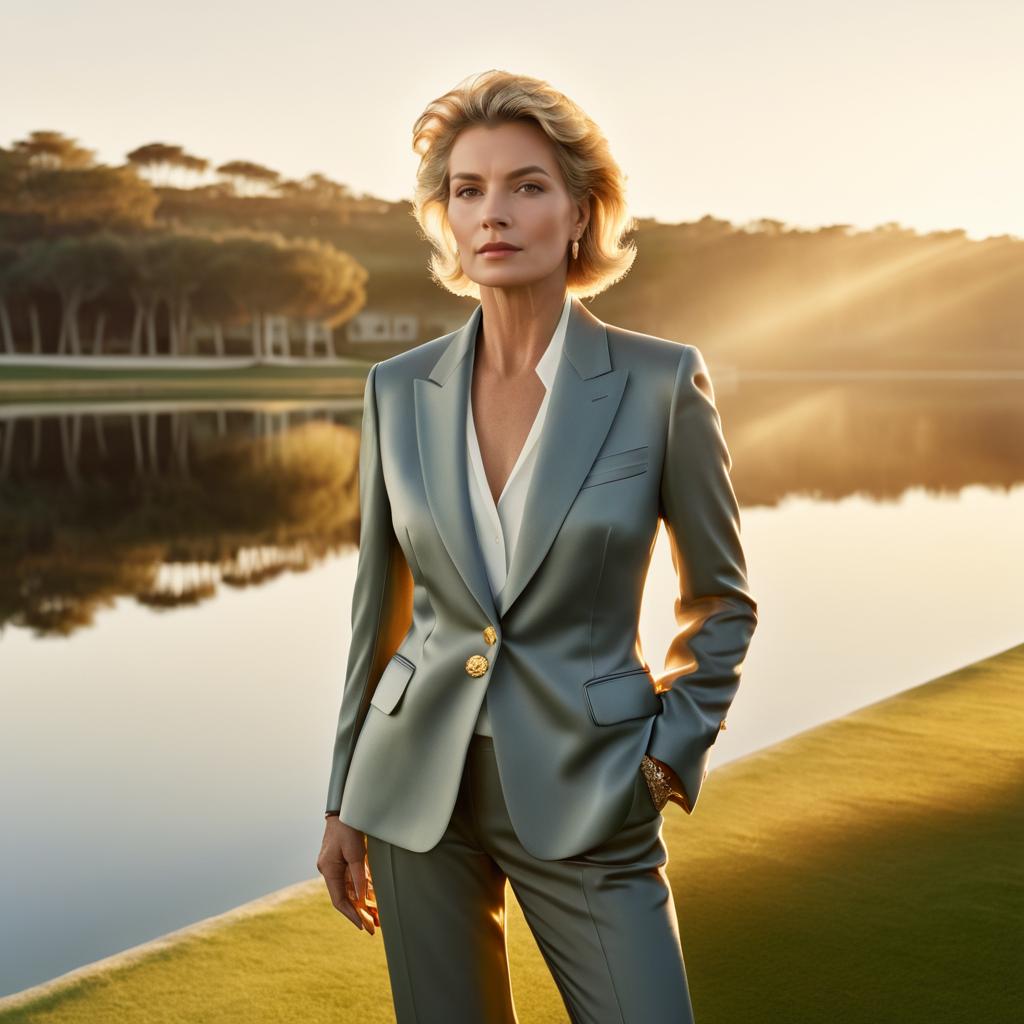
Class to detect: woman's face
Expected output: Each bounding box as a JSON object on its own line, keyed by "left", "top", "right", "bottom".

{"left": 446, "top": 120, "right": 589, "bottom": 292}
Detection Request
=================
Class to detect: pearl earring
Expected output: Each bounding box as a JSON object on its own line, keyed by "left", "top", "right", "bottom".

{"left": 571, "top": 239, "right": 579, "bottom": 260}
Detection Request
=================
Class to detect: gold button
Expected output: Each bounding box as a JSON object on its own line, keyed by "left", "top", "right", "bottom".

{"left": 719, "top": 719, "right": 727, "bottom": 731}
{"left": 483, "top": 625, "right": 497, "bottom": 645}
{"left": 465, "top": 654, "right": 489, "bottom": 677}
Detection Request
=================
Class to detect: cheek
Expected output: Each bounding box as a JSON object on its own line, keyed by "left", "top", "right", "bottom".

{"left": 525, "top": 203, "right": 567, "bottom": 241}
{"left": 518, "top": 222, "right": 568, "bottom": 269}
{"left": 446, "top": 205, "right": 471, "bottom": 242}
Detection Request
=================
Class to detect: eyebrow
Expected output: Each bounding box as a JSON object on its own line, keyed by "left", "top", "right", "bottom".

{"left": 450, "top": 165, "right": 553, "bottom": 182}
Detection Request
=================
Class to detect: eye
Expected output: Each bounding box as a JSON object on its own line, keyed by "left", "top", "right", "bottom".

{"left": 453, "top": 182, "right": 544, "bottom": 199}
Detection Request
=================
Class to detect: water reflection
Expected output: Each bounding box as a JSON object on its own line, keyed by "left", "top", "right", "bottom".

{"left": 0, "top": 401, "right": 362, "bottom": 635}
{"left": 1, "top": 379, "right": 1020, "bottom": 638}
{"left": 718, "top": 376, "right": 1024, "bottom": 500}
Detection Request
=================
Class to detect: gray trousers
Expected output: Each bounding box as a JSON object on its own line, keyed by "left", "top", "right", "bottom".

{"left": 365, "top": 733, "right": 695, "bottom": 1023}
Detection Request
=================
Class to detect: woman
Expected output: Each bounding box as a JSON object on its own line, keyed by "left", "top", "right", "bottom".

{"left": 317, "top": 69, "right": 758, "bottom": 1023}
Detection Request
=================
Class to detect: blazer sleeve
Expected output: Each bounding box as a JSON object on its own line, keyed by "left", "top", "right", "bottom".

{"left": 645, "top": 344, "right": 758, "bottom": 814}
{"left": 325, "top": 362, "right": 414, "bottom": 815}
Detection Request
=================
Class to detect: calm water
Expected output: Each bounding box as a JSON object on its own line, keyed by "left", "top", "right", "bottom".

{"left": 1, "top": 379, "right": 1022, "bottom": 997}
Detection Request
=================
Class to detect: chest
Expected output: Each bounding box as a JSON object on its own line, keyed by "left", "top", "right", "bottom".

{"left": 470, "top": 366, "right": 548, "bottom": 507}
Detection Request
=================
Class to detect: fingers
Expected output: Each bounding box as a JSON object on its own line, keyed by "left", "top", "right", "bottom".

{"left": 321, "top": 864, "right": 376, "bottom": 933}
{"left": 332, "top": 885, "right": 365, "bottom": 930}
{"left": 346, "top": 853, "right": 380, "bottom": 924}
{"left": 316, "top": 830, "right": 378, "bottom": 934}
{"left": 346, "top": 863, "right": 380, "bottom": 933}
{"left": 348, "top": 857, "right": 369, "bottom": 903}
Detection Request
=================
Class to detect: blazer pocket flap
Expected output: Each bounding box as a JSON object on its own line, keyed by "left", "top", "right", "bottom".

{"left": 370, "top": 654, "right": 416, "bottom": 715}
{"left": 584, "top": 667, "right": 663, "bottom": 725}
{"left": 582, "top": 445, "right": 649, "bottom": 489}
{"left": 581, "top": 462, "right": 648, "bottom": 489}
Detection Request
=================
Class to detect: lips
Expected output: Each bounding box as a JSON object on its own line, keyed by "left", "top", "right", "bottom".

{"left": 477, "top": 243, "right": 521, "bottom": 253}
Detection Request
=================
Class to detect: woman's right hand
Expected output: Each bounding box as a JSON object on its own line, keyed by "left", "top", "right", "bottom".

{"left": 317, "top": 817, "right": 379, "bottom": 935}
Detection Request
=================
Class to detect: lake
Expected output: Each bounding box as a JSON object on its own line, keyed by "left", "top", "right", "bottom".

{"left": 1, "top": 376, "right": 1021, "bottom": 998}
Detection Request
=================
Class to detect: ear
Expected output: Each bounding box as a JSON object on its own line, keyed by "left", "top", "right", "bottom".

{"left": 575, "top": 190, "right": 592, "bottom": 236}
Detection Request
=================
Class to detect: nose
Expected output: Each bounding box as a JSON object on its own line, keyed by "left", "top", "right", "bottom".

{"left": 480, "top": 210, "right": 510, "bottom": 230}
{"left": 479, "top": 193, "right": 510, "bottom": 230}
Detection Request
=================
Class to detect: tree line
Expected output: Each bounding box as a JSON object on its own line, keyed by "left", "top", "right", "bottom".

{"left": 0, "top": 130, "right": 368, "bottom": 356}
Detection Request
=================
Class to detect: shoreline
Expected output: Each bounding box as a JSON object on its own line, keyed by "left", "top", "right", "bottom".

{"left": 0, "top": 879, "right": 324, "bottom": 1011}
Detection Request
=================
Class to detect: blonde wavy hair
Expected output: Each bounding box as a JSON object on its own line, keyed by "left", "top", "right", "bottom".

{"left": 410, "top": 69, "right": 638, "bottom": 300}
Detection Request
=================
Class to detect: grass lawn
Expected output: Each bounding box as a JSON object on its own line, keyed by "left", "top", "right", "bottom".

{"left": 0, "top": 363, "right": 372, "bottom": 403}
{"left": 2, "top": 642, "right": 1020, "bottom": 1023}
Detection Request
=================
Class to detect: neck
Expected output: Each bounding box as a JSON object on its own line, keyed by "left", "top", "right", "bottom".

{"left": 476, "top": 288, "right": 568, "bottom": 378}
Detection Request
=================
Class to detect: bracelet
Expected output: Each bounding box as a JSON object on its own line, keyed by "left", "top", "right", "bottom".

{"left": 325, "top": 810, "right": 340, "bottom": 819}
{"left": 640, "top": 754, "right": 673, "bottom": 811}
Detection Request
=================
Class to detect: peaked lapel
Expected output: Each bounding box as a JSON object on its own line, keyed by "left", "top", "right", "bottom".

{"left": 413, "top": 295, "right": 629, "bottom": 624}
{"left": 413, "top": 303, "right": 498, "bottom": 626}
{"left": 497, "top": 298, "right": 627, "bottom": 617}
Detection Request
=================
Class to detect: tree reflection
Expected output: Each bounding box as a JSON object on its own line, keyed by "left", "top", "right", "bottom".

{"left": 0, "top": 405, "right": 360, "bottom": 636}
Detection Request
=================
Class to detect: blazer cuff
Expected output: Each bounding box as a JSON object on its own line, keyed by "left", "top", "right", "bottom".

{"left": 645, "top": 687, "right": 719, "bottom": 813}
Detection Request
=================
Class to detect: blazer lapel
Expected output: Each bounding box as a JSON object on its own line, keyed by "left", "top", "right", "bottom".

{"left": 414, "top": 304, "right": 499, "bottom": 625}
{"left": 413, "top": 296, "right": 628, "bottom": 624}
{"left": 497, "top": 297, "right": 627, "bottom": 617}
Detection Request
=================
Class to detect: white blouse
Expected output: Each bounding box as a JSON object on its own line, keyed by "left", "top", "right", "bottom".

{"left": 466, "top": 293, "right": 573, "bottom": 735}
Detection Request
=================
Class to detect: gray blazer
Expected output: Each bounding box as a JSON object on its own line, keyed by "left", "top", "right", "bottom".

{"left": 325, "top": 295, "right": 757, "bottom": 861}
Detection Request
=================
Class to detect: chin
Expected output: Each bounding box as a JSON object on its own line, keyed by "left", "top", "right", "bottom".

{"left": 474, "top": 273, "right": 534, "bottom": 288}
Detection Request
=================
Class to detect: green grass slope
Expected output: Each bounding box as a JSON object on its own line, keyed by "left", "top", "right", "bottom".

{"left": 3, "top": 642, "right": 1021, "bottom": 1023}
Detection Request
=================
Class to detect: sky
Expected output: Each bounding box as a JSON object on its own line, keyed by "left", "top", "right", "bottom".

{"left": 3, "top": 0, "right": 1022, "bottom": 241}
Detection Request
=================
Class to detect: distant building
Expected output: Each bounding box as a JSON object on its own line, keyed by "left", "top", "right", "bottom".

{"left": 188, "top": 308, "right": 470, "bottom": 361}
{"left": 345, "top": 311, "right": 419, "bottom": 344}
{"left": 336, "top": 309, "right": 468, "bottom": 360}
